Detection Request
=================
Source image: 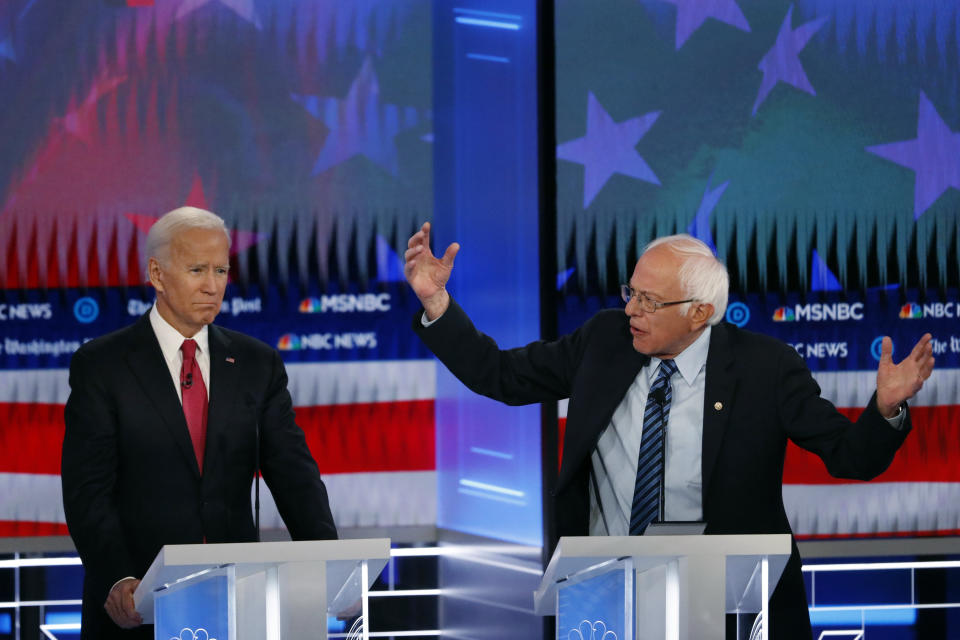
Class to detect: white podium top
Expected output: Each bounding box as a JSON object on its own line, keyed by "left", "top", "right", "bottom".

{"left": 135, "top": 539, "right": 390, "bottom": 619}
{"left": 535, "top": 534, "right": 792, "bottom": 615}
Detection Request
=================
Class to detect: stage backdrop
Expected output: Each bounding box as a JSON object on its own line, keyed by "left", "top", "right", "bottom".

{"left": 0, "top": 0, "right": 437, "bottom": 536}
{"left": 555, "top": 0, "right": 959, "bottom": 539}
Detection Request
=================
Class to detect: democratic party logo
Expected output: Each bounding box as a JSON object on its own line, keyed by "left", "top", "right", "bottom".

{"left": 73, "top": 297, "right": 99, "bottom": 323}
{"left": 725, "top": 302, "right": 750, "bottom": 327}
{"left": 772, "top": 306, "right": 795, "bottom": 322}
{"left": 276, "top": 334, "right": 301, "bottom": 351}
{"left": 298, "top": 297, "right": 322, "bottom": 313}
{"left": 870, "top": 336, "right": 890, "bottom": 362}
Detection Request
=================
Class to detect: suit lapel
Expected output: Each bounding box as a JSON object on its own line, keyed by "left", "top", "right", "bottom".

{"left": 124, "top": 314, "right": 200, "bottom": 477}
{"left": 702, "top": 323, "right": 737, "bottom": 503}
{"left": 558, "top": 347, "right": 648, "bottom": 488}
{"left": 205, "top": 325, "right": 239, "bottom": 468}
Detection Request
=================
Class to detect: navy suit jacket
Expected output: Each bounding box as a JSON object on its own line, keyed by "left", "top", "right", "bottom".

{"left": 62, "top": 313, "right": 337, "bottom": 639}
{"left": 414, "top": 298, "right": 911, "bottom": 639}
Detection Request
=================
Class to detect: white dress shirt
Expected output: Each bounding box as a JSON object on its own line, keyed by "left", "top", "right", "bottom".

{"left": 149, "top": 305, "right": 211, "bottom": 402}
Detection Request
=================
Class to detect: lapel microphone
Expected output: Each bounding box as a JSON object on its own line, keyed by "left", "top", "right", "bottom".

{"left": 181, "top": 372, "right": 193, "bottom": 389}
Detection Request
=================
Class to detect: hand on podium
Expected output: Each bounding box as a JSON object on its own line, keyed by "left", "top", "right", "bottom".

{"left": 105, "top": 577, "right": 143, "bottom": 628}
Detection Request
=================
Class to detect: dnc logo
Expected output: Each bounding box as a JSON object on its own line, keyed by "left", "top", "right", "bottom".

{"left": 772, "top": 306, "right": 795, "bottom": 322}
{"left": 899, "top": 303, "right": 923, "bottom": 319}
{"left": 277, "top": 334, "right": 301, "bottom": 351}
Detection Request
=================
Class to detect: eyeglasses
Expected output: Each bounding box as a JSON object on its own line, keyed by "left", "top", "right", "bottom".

{"left": 620, "top": 285, "right": 695, "bottom": 313}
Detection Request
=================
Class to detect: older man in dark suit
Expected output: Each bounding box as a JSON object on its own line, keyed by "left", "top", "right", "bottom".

{"left": 61, "top": 207, "right": 337, "bottom": 640}
{"left": 403, "top": 222, "right": 933, "bottom": 639}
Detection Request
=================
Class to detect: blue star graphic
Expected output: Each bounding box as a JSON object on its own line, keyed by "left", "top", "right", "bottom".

{"left": 656, "top": 0, "right": 751, "bottom": 49}
{"left": 866, "top": 91, "right": 960, "bottom": 219}
{"left": 557, "top": 92, "right": 661, "bottom": 208}
{"left": 686, "top": 174, "right": 728, "bottom": 254}
{"left": 752, "top": 5, "right": 827, "bottom": 116}
{"left": 292, "top": 58, "right": 426, "bottom": 177}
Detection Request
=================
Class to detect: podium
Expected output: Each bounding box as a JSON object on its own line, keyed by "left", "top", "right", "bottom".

{"left": 133, "top": 539, "right": 390, "bottom": 640}
{"left": 534, "top": 535, "right": 792, "bottom": 640}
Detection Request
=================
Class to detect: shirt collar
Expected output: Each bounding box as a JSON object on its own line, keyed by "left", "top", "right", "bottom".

{"left": 149, "top": 304, "right": 209, "bottom": 363}
{"left": 647, "top": 325, "right": 712, "bottom": 386}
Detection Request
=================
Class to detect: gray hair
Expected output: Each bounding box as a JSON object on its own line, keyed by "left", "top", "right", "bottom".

{"left": 145, "top": 207, "right": 231, "bottom": 272}
{"left": 642, "top": 234, "right": 729, "bottom": 325}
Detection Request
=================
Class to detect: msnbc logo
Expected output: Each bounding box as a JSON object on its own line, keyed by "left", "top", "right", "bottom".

{"left": 277, "top": 334, "right": 301, "bottom": 351}
{"left": 899, "top": 303, "right": 923, "bottom": 319}
{"left": 299, "top": 298, "right": 322, "bottom": 313}
{"left": 772, "top": 307, "right": 795, "bottom": 322}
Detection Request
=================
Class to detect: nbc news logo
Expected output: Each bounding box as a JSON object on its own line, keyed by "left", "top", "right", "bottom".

{"left": 899, "top": 302, "right": 957, "bottom": 319}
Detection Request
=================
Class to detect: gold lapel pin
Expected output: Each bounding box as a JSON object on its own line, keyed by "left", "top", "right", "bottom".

{"left": 714, "top": 402, "right": 723, "bottom": 411}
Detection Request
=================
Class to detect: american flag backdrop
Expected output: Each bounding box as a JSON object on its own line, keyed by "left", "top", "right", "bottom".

{"left": 0, "top": 0, "right": 437, "bottom": 536}
{"left": 555, "top": 0, "right": 960, "bottom": 538}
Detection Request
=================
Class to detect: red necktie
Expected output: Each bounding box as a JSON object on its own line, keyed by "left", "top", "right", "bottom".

{"left": 180, "top": 339, "right": 208, "bottom": 473}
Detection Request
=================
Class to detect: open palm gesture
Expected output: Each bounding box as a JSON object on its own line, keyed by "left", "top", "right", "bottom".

{"left": 875, "top": 333, "right": 934, "bottom": 417}
{"left": 404, "top": 222, "right": 460, "bottom": 320}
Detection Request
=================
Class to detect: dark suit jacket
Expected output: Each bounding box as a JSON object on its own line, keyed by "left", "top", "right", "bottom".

{"left": 61, "top": 313, "right": 337, "bottom": 640}
{"left": 414, "top": 298, "right": 911, "bottom": 639}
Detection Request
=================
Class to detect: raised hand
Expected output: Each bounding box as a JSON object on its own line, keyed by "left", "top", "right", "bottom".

{"left": 404, "top": 222, "right": 460, "bottom": 320}
{"left": 876, "top": 333, "right": 935, "bottom": 418}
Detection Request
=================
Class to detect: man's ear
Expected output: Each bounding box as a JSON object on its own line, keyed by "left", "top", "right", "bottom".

{"left": 691, "top": 302, "right": 714, "bottom": 329}
{"left": 148, "top": 257, "right": 163, "bottom": 292}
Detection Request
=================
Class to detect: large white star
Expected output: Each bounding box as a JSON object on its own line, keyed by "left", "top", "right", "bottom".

{"left": 557, "top": 92, "right": 661, "bottom": 208}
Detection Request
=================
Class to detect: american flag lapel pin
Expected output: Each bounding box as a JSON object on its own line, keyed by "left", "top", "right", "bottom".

{"left": 225, "top": 357, "right": 235, "bottom": 364}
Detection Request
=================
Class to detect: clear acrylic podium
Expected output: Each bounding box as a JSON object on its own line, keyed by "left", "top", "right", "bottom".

{"left": 534, "top": 535, "right": 792, "bottom": 640}
{"left": 133, "top": 539, "right": 390, "bottom": 640}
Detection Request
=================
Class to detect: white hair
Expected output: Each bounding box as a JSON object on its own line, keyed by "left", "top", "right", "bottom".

{"left": 145, "top": 207, "right": 231, "bottom": 273}
{"left": 642, "top": 234, "right": 729, "bottom": 325}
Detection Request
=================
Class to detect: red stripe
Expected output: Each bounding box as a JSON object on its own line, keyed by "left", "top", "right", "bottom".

{"left": 0, "top": 400, "right": 435, "bottom": 475}
{"left": 297, "top": 400, "right": 435, "bottom": 474}
{"left": 0, "top": 520, "right": 70, "bottom": 536}
{"left": 797, "top": 528, "right": 960, "bottom": 541}
{"left": 784, "top": 405, "right": 960, "bottom": 484}
{"left": 0, "top": 403, "right": 64, "bottom": 474}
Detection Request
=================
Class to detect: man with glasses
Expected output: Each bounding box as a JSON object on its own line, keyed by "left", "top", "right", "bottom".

{"left": 404, "top": 222, "right": 934, "bottom": 639}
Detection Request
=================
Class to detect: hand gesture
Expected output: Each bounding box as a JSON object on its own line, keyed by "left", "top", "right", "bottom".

{"left": 104, "top": 577, "right": 142, "bottom": 629}
{"left": 876, "top": 333, "right": 934, "bottom": 417}
{"left": 404, "top": 222, "right": 460, "bottom": 320}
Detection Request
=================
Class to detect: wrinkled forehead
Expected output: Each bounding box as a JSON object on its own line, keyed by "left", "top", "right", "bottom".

{"left": 169, "top": 228, "right": 230, "bottom": 260}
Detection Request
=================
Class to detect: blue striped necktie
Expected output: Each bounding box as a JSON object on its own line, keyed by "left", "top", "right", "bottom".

{"left": 629, "top": 358, "right": 678, "bottom": 535}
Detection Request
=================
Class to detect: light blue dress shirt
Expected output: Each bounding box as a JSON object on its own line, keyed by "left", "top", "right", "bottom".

{"left": 589, "top": 326, "right": 712, "bottom": 536}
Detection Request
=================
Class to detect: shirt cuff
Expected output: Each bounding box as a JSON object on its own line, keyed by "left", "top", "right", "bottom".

{"left": 884, "top": 404, "right": 906, "bottom": 430}
{"left": 109, "top": 576, "right": 138, "bottom": 595}
{"left": 420, "top": 311, "right": 442, "bottom": 328}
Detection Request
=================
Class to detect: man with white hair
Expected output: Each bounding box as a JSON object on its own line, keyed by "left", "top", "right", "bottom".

{"left": 404, "top": 222, "right": 934, "bottom": 639}
{"left": 62, "top": 207, "right": 337, "bottom": 640}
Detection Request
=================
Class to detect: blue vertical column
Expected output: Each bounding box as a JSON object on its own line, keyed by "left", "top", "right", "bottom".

{"left": 432, "top": 0, "right": 541, "bottom": 546}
